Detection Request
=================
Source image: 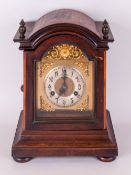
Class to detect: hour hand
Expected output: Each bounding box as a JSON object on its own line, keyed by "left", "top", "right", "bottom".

{"left": 59, "top": 84, "right": 67, "bottom": 96}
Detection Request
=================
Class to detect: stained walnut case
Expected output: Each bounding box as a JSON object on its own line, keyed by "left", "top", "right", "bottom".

{"left": 12, "top": 9, "right": 118, "bottom": 162}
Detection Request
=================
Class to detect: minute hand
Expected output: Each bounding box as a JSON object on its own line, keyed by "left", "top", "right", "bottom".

{"left": 62, "top": 68, "right": 68, "bottom": 91}
{"left": 57, "top": 69, "right": 68, "bottom": 98}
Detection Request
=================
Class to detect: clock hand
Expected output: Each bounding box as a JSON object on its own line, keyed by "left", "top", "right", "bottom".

{"left": 57, "top": 81, "right": 68, "bottom": 99}
{"left": 62, "top": 67, "right": 68, "bottom": 93}
{"left": 57, "top": 83, "right": 67, "bottom": 99}
{"left": 62, "top": 67, "right": 67, "bottom": 78}
{"left": 57, "top": 67, "right": 68, "bottom": 98}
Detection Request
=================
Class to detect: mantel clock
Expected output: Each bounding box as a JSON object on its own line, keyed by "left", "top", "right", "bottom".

{"left": 12, "top": 9, "right": 118, "bottom": 162}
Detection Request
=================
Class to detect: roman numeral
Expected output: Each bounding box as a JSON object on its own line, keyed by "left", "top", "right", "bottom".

{"left": 62, "top": 67, "right": 67, "bottom": 76}
{"left": 48, "top": 84, "right": 51, "bottom": 90}
{"left": 78, "top": 84, "right": 81, "bottom": 90}
{"left": 49, "top": 76, "right": 53, "bottom": 82}
{"left": 70, "top": 98, "right": 74, "bottom": 104}
{"left": 55, "top": 97, "right": 59, "bottom": 103}
{"left": 63, "top": 100, "right": 66, "bottom": 106}
{"left": 75, "top": 76, "right": 80, "bottom": 82}
{"left": 55, "top": 71, "right": 58, "bottom": 77}
{"left": 71, "top": 71, "right": 73, "bottom": 77}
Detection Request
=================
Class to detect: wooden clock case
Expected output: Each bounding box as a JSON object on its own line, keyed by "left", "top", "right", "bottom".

{"left": 12, "top": 9, "right": 118, "bottom": 162}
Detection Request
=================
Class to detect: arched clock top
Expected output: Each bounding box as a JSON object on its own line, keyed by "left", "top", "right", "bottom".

{"left": 13, "top": 9, "right": 114, "bottom": 50}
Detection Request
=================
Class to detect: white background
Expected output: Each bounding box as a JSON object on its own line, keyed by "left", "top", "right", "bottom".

{"left": 0, "top": 0, "right": 131, "bottom": 174}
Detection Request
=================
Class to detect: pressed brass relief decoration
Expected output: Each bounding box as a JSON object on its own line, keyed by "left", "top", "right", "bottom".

{"left": 77, "top": 95, "right": 89, "bottom": 111}
{"left": 74, "top": 62, "right": 89, "bottom": 76}
{"left": 39, "top": 62, "right": 54, "bottom": 77}
{"left": 45, "top": 44, "right": 85, "bottom": 60}
{"left": 40, "top": 96, "right": 55, "bottom": 111}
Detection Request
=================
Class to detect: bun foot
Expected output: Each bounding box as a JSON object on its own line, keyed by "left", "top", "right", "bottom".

{"left": 13, "top": 156, "right": 33, "bottom": 163}
{"left": 97, "top": 156, "right": 116, "bottom": 162}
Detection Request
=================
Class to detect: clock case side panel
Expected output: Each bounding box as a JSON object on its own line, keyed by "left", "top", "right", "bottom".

{"left": 23, "top": 35, "right": 106, "bottom": 130}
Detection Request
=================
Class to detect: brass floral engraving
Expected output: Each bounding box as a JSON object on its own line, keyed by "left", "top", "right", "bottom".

{"left": 74, "top": 62, "right": 89, "bottom": 76}
{"left": 40, "top": 96, "right": 55, "bottom": 111}
{"left": 77, "top": 96, "right": 89, "bottom": 111}
{"left": 39, "top": 62, "right": 54, "bottom": 77}
{"left": 38, "top": 44, "right": 89, "bottom": 77}
{"left": 43, "top": 44, "right": 86, "bottom": 61}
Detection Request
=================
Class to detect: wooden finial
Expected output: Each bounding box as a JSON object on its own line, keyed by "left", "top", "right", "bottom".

{"left": 102, "top": 19, "right": 109, "bottom": 39}
{"left": 19, "top": 19, "right": 26, "bottom": 39}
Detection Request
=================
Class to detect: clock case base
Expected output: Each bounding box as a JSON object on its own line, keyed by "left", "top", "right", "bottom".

{"left": 12, "top": 110, "right": 118, "bottom": 162}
